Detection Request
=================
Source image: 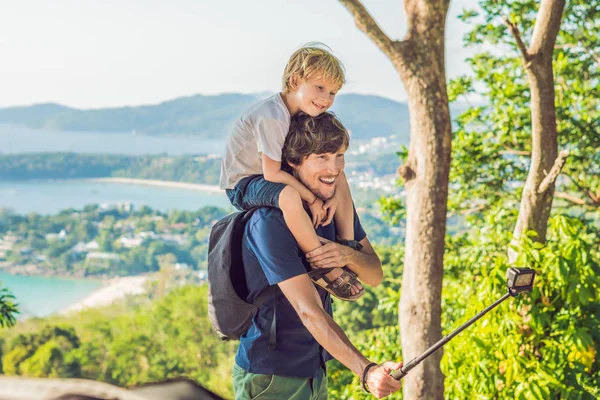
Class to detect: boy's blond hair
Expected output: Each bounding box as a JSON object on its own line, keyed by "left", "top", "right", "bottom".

{"left": 282, "top": 43, "right": 346, "bottom": 93}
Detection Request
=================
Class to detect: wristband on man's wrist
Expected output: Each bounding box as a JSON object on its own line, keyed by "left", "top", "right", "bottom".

{"left": 361, "top": 362, "right": 377, "bottom": 393}
{"left": 337, "top": 239, "right": 363, "bottom": 250}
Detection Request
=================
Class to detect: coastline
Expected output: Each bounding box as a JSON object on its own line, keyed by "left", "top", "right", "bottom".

{"left": 0, "top": 261, "right": 92, "bottom": 278}
{"left": 82, "top": 177, "right": 224, "bottom": 193}
{"left": 61, "top": 275, "right": 149, "bottom": 314}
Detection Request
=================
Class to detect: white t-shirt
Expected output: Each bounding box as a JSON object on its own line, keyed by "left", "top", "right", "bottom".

{"left": 219, "top": 93, "right": 291, "bottom": 190}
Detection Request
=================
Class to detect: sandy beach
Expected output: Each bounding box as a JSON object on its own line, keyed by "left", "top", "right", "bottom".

{"left": 84, "top": 177, "right": 224, "bottom": 193}
{"left": 62, "top": 275, "right": 149, "bottom": 314}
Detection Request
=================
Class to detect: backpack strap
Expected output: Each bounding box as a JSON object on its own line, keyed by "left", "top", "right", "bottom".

{"left": 252, "top": 285, "right": 279, "bottom": 351}
{"left": 243, "top": 208, "right": 278, "bottom": 350}
{"left": 268, "top": 290, "right": 277, "bottom": 351}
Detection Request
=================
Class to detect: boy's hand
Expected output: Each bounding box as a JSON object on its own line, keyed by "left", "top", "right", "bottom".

{"left": 322, "top": 195, "right": 338, "bottom": 226}
{"left": 308, "top": 198, "right": 325, "bottom": 229}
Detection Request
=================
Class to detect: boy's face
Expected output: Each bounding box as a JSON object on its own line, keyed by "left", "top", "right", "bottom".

{"left": 290, "top": 75, "right": 340, "bottom": 117}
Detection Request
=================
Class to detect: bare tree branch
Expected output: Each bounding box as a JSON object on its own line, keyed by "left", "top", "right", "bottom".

{"left": 501, "top": 146, "right": 530, "bottom": 156}
{"left": 557, "top": 43, "right": 600, "bottom": 65}
{"left": 538, "top": 150, "right": 569, "bottom": 194}
{"left": 585, "top": 50, "right": 600, "bottom": 65}
{"left": 338, "top": 0, "right": 398, "bottom": 59}
{"left": 504, "top": 17, "right": 530, "bottom": 64}
{"left": 562, "top": 172, "right": 600, "bottom": 206}
{"left": 554, "top": 191, "right": 587, "bottom": 206}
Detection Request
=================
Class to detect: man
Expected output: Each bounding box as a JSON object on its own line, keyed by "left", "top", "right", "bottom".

{"left": 232, "top": 112, "right": 402, "bottom": 399}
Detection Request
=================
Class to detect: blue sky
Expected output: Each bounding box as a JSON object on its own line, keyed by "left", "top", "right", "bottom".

{"left": 0, "top": 0, "right": 479, "bottom": 108}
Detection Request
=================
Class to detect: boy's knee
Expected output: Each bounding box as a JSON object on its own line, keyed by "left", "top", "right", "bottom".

{"left": 278, "top": 186, "right": 303, "bottom": 210}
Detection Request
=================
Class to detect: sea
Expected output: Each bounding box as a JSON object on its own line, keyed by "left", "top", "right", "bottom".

{"left": 0, "top": 271, "right": 103, "bottom": 318}
{"left": 0, "top": 123, "right": 226, "bottom": 155}
{"left": 0, "top": 123, "right": 231, "bottom": 318}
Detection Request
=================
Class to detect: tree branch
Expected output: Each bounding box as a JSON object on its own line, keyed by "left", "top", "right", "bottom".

{"left": 561, "top": 172, "right": 600, "bottom": 206}
{"left": 504, "top": 17, "right": 530, "bottom": 64}
{"left": 557, "top": 43, "right": 600, "bottom": 65}
{"left": 529, "top": 0, "right": 567, "bottom": 57}
{"left": 500, "top": 146, "right": 530, "bottom": 156}
{"left": 338, "top": 0, "right": 398, "bottom": 60}
{"left": 554, "top": 191, "right": 587, "bottom": 206}
{"left": 537, "top": 150, "right": 569, "bottom": 194}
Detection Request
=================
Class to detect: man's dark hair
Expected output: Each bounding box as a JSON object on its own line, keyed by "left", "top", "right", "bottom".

{"left": 282, "top": 112, "right": 350, "bottom": 173}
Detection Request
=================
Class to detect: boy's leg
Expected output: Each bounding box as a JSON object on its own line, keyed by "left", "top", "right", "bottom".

{"left": 279, "top": 187, "right": 361, "bottom": 297}
{"left": 333, "top": 171, "right": 354, "bottom": 241}
{"left": 236, "top": 176, "right": 361, "bottom": 299}
{"left": 278, "top": 186, "right": 322, "bottom": 253}
{"left": 329, "top": 172, "right": 362, "bottom": 295}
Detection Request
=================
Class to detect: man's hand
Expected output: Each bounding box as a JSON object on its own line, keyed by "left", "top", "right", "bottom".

{"left": 364, "top": 361, "right": 403, "bottom": 399}
{"left": 322, "top": 194, "right": 338, "bottom": 226}
{"left": 305, "top": 237, "right": 353, "bottom": 269}
{"left": 308, "top": 198, "right": 326, "bottom": 229}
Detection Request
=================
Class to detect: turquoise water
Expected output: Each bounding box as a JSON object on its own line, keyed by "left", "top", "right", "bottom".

{"left": 0, "top": 123, "right": 226, "bottom": 155}
{"left": 0, "top": 180, "right": 231, "bottom": 317}
{"left": 0, "top": 271, "right": 102, "bottom": 318}
{"left": 0, "top": 180, "right": 231, "bottom": 215}
{"left": 0, "top": 124, "right": 234, "bottom": 317}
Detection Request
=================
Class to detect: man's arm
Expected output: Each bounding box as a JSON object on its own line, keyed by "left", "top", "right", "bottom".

{"left": 305, "top": 236, "right": 382, "bottom": 287}
{"left": 278, "top": 274, "right": 402, "bottom": 398}
{"left": 262, "top": 153, "right": 317, "bottom": 204}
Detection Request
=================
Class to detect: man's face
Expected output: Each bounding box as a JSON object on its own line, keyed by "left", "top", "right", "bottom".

{"left": 291, "top": 75, "right": 340, "bottom": 117}
{"left": 293, "top": 148, "right": 346, "bottom": 201}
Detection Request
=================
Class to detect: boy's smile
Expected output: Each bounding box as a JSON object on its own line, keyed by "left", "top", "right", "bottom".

{"left": 285, "top": 75, "right": 340, "bottom": 117}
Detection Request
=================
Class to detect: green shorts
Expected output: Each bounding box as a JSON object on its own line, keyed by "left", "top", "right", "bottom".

{"left": 232, "top": 363, "right": 327, "bottom": 400}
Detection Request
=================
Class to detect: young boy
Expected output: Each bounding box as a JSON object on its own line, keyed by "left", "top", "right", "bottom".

{"left": 219, "top": 44, "right": 362, "bottom": 301}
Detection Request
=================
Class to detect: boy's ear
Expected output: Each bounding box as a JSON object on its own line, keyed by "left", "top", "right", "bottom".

{"left": 289, "top": 73, "right": 300, "bottom": 90}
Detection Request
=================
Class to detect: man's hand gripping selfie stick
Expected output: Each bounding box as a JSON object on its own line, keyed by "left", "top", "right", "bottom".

{"left": 390, "top": 267, "right": 536, "bottom": 380}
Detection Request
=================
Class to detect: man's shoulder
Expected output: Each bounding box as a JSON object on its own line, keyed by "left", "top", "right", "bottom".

{"left": 246, "top": 207, "right": 286, "bottom": 234}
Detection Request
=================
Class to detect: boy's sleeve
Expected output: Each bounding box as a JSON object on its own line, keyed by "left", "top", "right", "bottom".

{"left": 246, "top": 211, "right": 307, "bottom": 285}
{"left": 254, "top": 118, "right": 288, "bottom": 162}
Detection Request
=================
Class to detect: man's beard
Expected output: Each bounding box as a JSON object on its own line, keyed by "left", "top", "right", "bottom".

{"left": 299, "top": 176, "right": 336, "bottom": 202}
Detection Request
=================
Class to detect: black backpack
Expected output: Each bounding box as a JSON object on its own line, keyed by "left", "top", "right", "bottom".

{"left": 207, "top": 209, "right": 277, "bottom": 348}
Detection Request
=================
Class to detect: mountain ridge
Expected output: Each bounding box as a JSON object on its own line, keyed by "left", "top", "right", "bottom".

{"left": 0, "top": 93, "right": 412, "bottom": 141}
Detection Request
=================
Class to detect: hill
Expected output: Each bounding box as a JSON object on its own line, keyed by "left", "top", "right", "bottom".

{"left": 0, "top": 93, "right": 411, "bottom": 141}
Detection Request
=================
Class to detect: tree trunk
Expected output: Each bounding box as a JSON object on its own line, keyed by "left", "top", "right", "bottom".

{"left": 396, "top": 43, "right": 451, "bottom": 400}
{"left": 506, "top": 0, "right": 567, "bottom": 262}
{"left": 339, "top": 1, "right": 451, "bottom": 398}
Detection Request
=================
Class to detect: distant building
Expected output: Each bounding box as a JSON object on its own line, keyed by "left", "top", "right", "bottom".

{"left": 119, "top": 236, "right": 143, "bottom": 248}
{"left": 86, "top": 252, "right": 120, "bottom": 261}
{"left": 85, "top": 240, "right": 100, "bottom": 251}
{"left": 169, "top": 222, "right": 188, "bottom": 230}
{"left": 159, "top": 233, "right": 188, "bottom": 246}
{"left": 196, "top": 270, "right": 207, "bottom": 281}
{"left": 45, "top": 229, "right": 67, "bottom": 241}
{"left": 138, "top": 231, "right": 158, "bottom": 240}
{"left": 71, "top": 241, "right": 87, "bottom": 254}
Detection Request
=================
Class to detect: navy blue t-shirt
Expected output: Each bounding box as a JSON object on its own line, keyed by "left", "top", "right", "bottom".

{"left": 234, "top": 207, "right": 367, "bottom": 378}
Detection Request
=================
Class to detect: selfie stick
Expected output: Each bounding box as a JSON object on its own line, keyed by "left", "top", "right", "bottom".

{"left": 390, "top": 267, "right": 536, "bottom": 380}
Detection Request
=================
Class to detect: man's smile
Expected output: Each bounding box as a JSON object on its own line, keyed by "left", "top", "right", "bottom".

{"left": 319, "top": 176, "right": 337, "bottom": 186}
